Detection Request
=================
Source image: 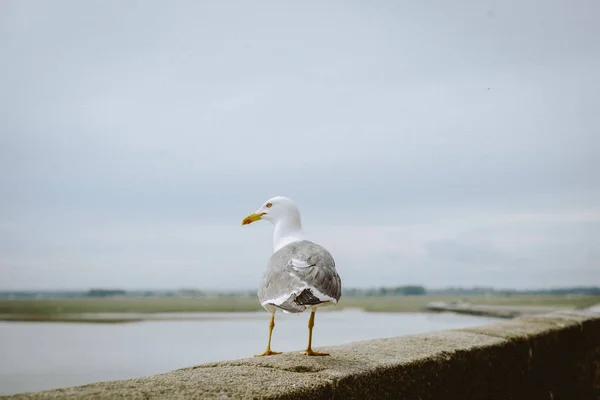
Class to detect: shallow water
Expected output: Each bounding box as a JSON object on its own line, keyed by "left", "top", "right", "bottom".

{"left": 0, "top": 309, "right": 497, "bottom": 395}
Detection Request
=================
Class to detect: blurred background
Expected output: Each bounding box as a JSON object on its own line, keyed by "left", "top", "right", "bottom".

{"left": 1, "top": 0, "right": 599, "bottom": 395}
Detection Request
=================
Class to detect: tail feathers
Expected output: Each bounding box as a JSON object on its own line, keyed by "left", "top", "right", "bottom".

{"left": 267, "top": 288, "right": 326, "bottom": 313}
{"left": 295, "top": 288, "right": 323, "bottom": 305}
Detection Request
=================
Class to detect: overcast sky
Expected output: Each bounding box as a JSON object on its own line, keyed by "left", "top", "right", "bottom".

{"left": 1, "top": 0, "right": 599, "bottom": 291}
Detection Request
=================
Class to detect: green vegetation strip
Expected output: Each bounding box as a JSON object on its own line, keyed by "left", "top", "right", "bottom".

{"left": 0, "top": 295, "right": 598, "bottom": 323}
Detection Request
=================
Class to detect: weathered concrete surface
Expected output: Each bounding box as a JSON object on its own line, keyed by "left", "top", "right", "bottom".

{"left": 426, "top": 301, "right": 567, "bottom": 318}
{"left": 3, "top": 311, "right": 599, "bottom": 400}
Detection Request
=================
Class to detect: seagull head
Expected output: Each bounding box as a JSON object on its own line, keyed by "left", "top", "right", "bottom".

{"left": 242, "top": 196, "right": 301, "bottom": 226}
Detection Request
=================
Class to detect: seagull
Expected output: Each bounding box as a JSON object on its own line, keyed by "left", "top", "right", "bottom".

{"left": 242, "top": 196, "right": 342, "bottom": 356}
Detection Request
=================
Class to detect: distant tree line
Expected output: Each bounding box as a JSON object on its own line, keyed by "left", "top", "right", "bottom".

{"left": 427, "top": 286, "right": 600, "bottom": 296}
{"left": 85, "top": 289, "right": 127, "bottom": 297}
{"left": 1, "top": 286, "right": 599, "bottom": 299}
{"left": 343, "top": 285, "right": 426, "bottom": 297}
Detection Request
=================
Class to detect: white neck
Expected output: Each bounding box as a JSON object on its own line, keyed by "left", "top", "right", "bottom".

{"left": 272, "top": 215, "right": 304, "bottom": 252}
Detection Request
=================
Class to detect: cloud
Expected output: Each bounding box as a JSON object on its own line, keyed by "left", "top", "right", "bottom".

{"left": 425, "top": 239, "right": 515, "bottom": 266}
{"left": 1, "top": 0, "right": 599, "bottom": 289}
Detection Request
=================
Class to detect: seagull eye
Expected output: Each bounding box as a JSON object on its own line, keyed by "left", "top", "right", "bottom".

{"left": 265, "top": 203, "right": 272, "bottom": 208}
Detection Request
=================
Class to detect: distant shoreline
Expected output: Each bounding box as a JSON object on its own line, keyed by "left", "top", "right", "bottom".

{"left": 1, "top": 294, "right": 598, "bottom": 323}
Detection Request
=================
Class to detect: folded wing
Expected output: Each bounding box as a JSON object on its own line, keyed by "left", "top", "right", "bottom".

{"left": 258, "top": 240, "right": 342, "bottom": 313}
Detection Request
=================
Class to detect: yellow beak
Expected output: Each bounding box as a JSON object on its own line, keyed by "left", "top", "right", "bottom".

{"left": 242, "top": 212, "right": 265, "bottom": 225}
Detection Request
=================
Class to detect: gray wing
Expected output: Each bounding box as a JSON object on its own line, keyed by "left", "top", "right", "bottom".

{"left": 258, "top": 240, "right": 342, "bottom": 313}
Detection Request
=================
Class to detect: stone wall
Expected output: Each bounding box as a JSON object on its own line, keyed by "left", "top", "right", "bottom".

{"left": 4, "top": 310, "right": 599, "bottom": 400}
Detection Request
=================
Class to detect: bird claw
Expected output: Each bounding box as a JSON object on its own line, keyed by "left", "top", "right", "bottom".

{"left": 254, "top": 350, "right": 282, "bottom": 357}
{"left": 302, "top": 349, "right": 329, "bottom": 356}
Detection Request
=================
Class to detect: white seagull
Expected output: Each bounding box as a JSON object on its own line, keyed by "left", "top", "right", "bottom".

{"left": 242, "top": 196, "right": 342, "bottom": 356}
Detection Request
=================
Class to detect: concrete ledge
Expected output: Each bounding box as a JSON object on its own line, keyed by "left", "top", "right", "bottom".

{"left": 4, "top": 311, "right": 599, "bottom": 400}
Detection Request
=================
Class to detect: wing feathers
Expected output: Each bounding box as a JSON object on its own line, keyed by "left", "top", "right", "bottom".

{"left": 258, "top": 240, "right": 342, "bottom": 313}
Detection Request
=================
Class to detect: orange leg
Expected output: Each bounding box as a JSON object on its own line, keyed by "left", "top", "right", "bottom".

{"left": 255, "top": 313, "right": 281, "bottom": 357}
{"left": 303, "top": 310, "right": 329, "bottom": 356}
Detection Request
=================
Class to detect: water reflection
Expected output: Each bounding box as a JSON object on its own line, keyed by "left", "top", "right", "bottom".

{"left": 0, "top": 309, "right": 497, "bottom": 395}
